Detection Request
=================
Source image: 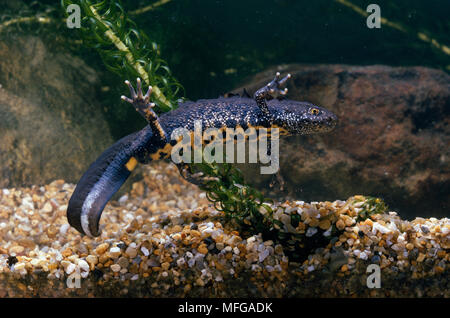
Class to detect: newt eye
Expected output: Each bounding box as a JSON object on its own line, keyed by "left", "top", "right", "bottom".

{"left": 309, "top": 107, "right": 320, "bottom": 115}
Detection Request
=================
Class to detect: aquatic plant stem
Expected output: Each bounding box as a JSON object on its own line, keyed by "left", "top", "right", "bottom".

{"left": 0, "top": 16, "right": 52, "bottom": 33}
{"left": 129, "top": 0, "right": 172, "bottom": 16}
{"left": 88, "top": 5, "right": 171, "bottom": 107}
{"left": 335, "top": 0, "right": 450, "bottom": 56}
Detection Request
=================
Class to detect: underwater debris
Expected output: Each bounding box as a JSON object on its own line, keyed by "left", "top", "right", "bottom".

{"left": 0, "top": 162, "right": 448, "bottom": 297}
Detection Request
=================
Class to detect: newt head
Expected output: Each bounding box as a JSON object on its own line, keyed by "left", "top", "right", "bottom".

{"left": 269, "top": 99, "right": 338, "bottom": 135}
{"left": 252, "top": 72, "right": 337, "bottom": 136}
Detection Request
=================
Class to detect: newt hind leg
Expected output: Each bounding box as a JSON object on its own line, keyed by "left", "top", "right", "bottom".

{"left": 176, "top": 163, "right": 220, "bottom": 188}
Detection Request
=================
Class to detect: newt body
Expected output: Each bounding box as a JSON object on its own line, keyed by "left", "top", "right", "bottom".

{"left": 67, "top": 73, "right": 337, "bottom": 237}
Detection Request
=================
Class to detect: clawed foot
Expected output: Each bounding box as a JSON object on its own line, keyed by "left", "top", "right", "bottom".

{"left": 254, "top": 72, "right": 292, "bottom": 118}
{"left": 177, "top": 164, "right": 206, "bottom": 187}
{"left": 176, "top": 163, "right": 219, "bottom": 187}
{"left": 262, "top": 72, "right": 291, "bottom": 99}
{"left": 267, "top": 72, "right": 291, "bottom": 97}
{"left": 269, "top": 171, "right": 286, "bottom": 192}
{"left": 121, "top": 78, "right": 156, "bottom": 122}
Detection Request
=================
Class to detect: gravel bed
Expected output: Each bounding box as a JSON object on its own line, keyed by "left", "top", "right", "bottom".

{"left": 0, "top": 162, "right": 448, "bottom": 297}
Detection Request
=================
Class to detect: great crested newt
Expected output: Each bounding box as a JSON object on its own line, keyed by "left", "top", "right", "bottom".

{"left": 67, "top": 72, "right": 337, "bottom": 237}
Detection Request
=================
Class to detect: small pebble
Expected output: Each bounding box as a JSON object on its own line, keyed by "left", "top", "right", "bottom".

{"left": 9, "top": 246, "right": 24, "bottom": 255}
{"left": 78, "top": 259, "right": 89, "bottom": 272}
{"left": 110, "top": 264, "right": 121, "bottom": 272}
{"left": 41, "top": 202, "right": 53, "bottom": 213}
{"left": 65, "top": 263, "right": 76, "bottom": 275}
{"left": 109, "top": 247, "right": 121, "bottom": 258}
{"left": 125, "top": 246, "right": 138, "bottom": 258}
{"left": 86, "top": 255, "right": 98, "bottom": 267}
{"left": 95, "top": 243, "right": 109, "bottom": 255}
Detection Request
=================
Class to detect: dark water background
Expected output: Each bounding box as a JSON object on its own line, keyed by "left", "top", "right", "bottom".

{"left": 142, "top": 0, "right": 449, "bottom": 99}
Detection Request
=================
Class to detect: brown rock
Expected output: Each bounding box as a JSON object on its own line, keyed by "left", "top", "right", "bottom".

{"left": 319, "top": 219, "right": 331, "bottom": 230}
{"left": 95, "top": 243, "right": 109, "bottom": 255}
{"left": 197, "top": 244, "right": 208, "bottom": 255}
{"left": 16, "top": 238, "right": 36, "bottom": 249}
{"left": 0, "top": 35, "right": 113, "bottom": 187}
{"left": 61, "top": 247, "right": 72, "bottom": 258}
{"left": 9, "top": 246, "right": 24, "bottom": 255}
{"left": 336, "top": 219, "right": 346, "bottom": 231}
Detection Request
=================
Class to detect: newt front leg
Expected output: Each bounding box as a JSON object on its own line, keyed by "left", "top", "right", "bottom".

{"left": 121, "top": 78, "right": 168, "bottom": 142}
{"left": 254, "top": 72, "right": 291, "bottom": 120}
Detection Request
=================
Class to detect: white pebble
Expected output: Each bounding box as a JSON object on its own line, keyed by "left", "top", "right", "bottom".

{"left": 359, "top": 251, "right": 368, "bottom": 260}
{"left": 59, "top": 224, "right": 70, "bottom": 236}
{"left": 372, "top": 222, "right": 391, "bottom": 234}
{"left": 118, "top": 195, "right": 128, "bottom": 204}
{"left": 78, "top": 259, "right": 89, "bottom": 272}
{"left": 259, "top": 249, "right": 270, "bottom": 262}
{"left": 141, "top": 246, "right": 149, "bottom": 257}
{"left": 306, "top": 227, "right": 318, "bottom": 237}
{"left": 41, "top": 202, "right": 53, "bottom": 213}
{"left": 13, "top": 262, "right": 25, "bottom": 271}
{"left": 176, "top": 258, "right": 186, "bottom": 267}
{"left": 442, "top": 227, "right": 449, "bottom": 235}
{"left": 109, "top": 247, "right": 121, "bottom": 258}
{"left": 65, "top": 263, "right": 76, "bottom": 275}
{"left": 110, "top": 264, "right": 121, "bottom": 272}
{"left": 203, "top": 228, "right": 214, "bottom": 235}
{"left": 125, "top": 246, "right": 138, "bottom": 258}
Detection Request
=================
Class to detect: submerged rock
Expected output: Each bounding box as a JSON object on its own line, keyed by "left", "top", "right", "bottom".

{"left": 234, "top": 64, "right": 449, "bottom": 219}
{"left": 0, "top": 35, "right": 113, "bottom": 187}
